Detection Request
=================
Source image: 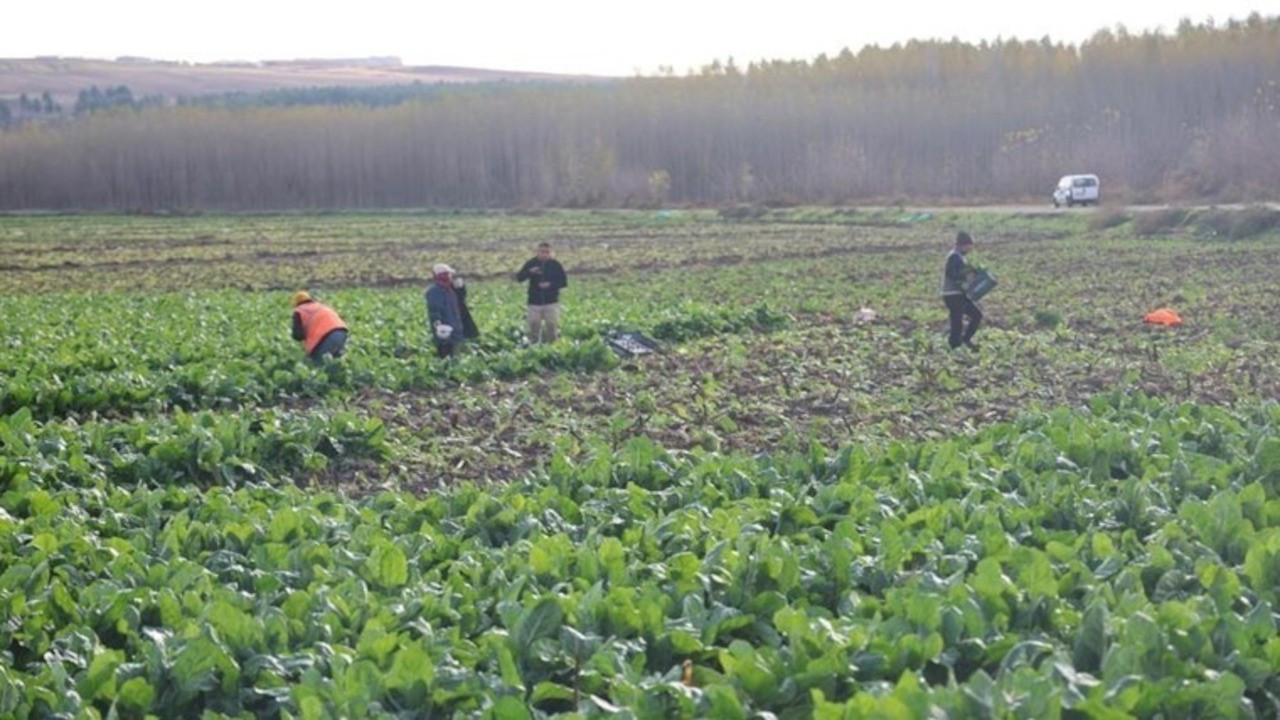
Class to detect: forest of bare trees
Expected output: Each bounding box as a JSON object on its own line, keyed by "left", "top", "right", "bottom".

{"left": 1, "top": 15, "right": 1277, "bottom": 210}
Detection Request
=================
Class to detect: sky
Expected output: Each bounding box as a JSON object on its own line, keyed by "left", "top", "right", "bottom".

{"left": 6, "top": 1, "right": 1272, "bottom": 76}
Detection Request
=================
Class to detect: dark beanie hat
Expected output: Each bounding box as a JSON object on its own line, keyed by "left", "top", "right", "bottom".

{"left": 956, "top": 231, "right": 974, "bottom": 246}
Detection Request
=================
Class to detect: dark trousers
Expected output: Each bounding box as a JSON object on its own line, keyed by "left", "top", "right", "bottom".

{"left": 944, "top": 294, "right": 982, "bottom": 348}
{"left": 435, "top": 342, "right": 457, "bottom": 359}
{"left": 309, "top": 329, "right": 348, "bottom": 363}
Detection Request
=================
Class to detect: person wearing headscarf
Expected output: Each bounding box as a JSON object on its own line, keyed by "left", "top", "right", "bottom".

{"left": 425, "top": 263, "right": 465, "bottom": 358}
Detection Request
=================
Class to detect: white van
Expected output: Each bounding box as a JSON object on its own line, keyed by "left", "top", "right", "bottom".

{"left": 1052, "top": 174, "right": 1100, "bottom": 207}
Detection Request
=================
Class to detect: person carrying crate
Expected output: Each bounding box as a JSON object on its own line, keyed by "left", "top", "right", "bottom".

{"left": 941, "top": 231, "right": 983, "bottom": 351}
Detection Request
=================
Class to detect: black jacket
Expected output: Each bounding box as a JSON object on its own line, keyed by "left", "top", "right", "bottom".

{"left": 515, "top": 258, "right": 567, "bottom": 305}
{"left": 457, "top": 285, "right": 480, "bottom": 340}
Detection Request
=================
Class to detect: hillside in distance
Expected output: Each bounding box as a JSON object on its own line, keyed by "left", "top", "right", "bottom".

{"left": 0, "top": 56, "right": 610, "bottom": 103}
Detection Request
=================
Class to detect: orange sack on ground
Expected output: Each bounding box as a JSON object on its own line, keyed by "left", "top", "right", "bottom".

{"left": 1143, "top": 308, "right": 1183, "bottom": 326}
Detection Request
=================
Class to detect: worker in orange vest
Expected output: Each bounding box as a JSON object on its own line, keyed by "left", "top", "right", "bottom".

{"left": 291, "top": 291, "right": 349, "bottom": 363}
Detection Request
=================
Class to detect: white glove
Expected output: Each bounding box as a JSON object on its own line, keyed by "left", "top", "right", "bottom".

{"left": 452, "top": 276, "right": 465, "bottom": 288}
{"left": 435, "top": 324, "right": 454, "bottom": 340}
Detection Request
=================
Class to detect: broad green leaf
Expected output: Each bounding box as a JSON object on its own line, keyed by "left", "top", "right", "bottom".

{"left": 365, "top": 541, "right": 409, "bottom": 589}
{"left": 1073, "top": 602, "right": 1108, "bottom": 673}
{"left": 79, "top": 648, "right": 123, "bottom": 702}
{"left": 718, "top": 640, "right": 779, "bottom": 701}
{"left": 0, "top": 665, "right": 24, "bottom": 716}
{"left": 1014, "top": 548, "right": 1058, "bottom": 599}
{"left": 207, "top": 600, "right": 258, "bottom": 653}
{"left": 530, "top": 681, "right": 575, "bottom": 704}
{"left": 117, "top": 676, "right": 156, "bottom": 712}
{"left": 705, "top": 684, "right": 747, "bottom": 720}
{"left": 511, "top": 597, "right": 563, "bottom": 660}
{"left": 386, "top": 641, "right": 434, "bottom": 691}
{"left": 1243, "top": 530, "right": 1280, "bottom": 603}
{"left": 172, "top": 635, "right": 240, "bottom": 696}
{"left": 1255, "top": 437, "right": 1280, "bottom": 480}
{"left": 492, "top": 695, "right": 532, "bottom": 720}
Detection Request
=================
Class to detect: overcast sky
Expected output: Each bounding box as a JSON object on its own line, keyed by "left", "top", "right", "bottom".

{"left": 7, "top": 1, "right": 1270, "bottom": 76}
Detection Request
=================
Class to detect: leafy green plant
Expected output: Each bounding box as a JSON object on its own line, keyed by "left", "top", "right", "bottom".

{"left": 1033, "top": 309, "right": 1063, "bottom": 329}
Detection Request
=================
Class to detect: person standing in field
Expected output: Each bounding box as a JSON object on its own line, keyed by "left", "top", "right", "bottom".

{"left": 941, "top": 231, "right": 982, "bottom": 351}
{"left": 515, "top": 242, "right": 568, "bottom": 344}
{"left": 291, "top": 291, "right": 349, "bottom": 363}
{"left": 426, "top": 263, "right": 466, "bottom": 358}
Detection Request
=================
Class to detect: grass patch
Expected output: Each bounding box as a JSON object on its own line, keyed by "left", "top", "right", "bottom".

{"left": 1133, "top": 208, "right": 1189, "bottom": 236}
{"left": 1190, "top": 205, "right": 1280, "bottom": 240}
{"left": 1033, "top": 309, "right": 1064, "bottom": 329}
{"left": 1087, "top": 207, "right": 1131, "bottom": 231}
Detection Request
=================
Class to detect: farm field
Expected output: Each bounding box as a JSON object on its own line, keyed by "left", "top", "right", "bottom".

{"left": 2, "top": 207, "right": 1280, "bottom": 718}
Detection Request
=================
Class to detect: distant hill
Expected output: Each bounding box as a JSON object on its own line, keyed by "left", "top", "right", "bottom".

{"left": 0, "top": 56, "right": 611, "bottom": 104}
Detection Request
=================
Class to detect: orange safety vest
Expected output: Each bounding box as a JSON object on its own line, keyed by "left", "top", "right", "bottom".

{"left": 1143, "top": 308, "right": 1182, "bottom": 326}
{"left": 295, "top": 302, "right": 348, "bottom": 355}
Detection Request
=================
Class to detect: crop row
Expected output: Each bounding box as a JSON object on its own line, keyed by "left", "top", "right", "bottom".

{"left": 368, "top": 322, "right": 1280, "bottom": 490}
{"left": 0, "top": 404, "right": 389, "bottom": 490}
{"left": 4, "top": 220, "right": 1278, "bottom": 425}
{"left": 2, "top": 395, "right": 1278, "bottom": 718}
{"left": 0, "top": 281, "right": 787, "bottom": 421}
{"left": 0, "top": 209, "right": 939, "bottom": 294}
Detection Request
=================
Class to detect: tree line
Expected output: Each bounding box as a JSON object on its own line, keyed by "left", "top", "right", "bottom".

{"left": 0, "top": 14, "right": 1277, "bottom": 210}
{"left": 176, "top": 81, "right": 533, "bottom": 110}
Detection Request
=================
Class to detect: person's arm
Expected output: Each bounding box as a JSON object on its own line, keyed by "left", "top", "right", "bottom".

{"left": 945, "top": 253, "right": 967, "bottom": 285}
{"left": 292, "top": 311, "right": 305, "bottom": 341}
{"left": 426, "top": 289, "right": 445, "bottom": 327}
{"left": 515, "top": 259, "right": 535, "bottom": 282}
{"left": 551, "top": 260, "right": 567, "bottom": 289}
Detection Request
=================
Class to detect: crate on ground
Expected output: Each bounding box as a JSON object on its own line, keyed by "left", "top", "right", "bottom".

{"left": 605, "top": 331, "right": 662, "bottom": 358}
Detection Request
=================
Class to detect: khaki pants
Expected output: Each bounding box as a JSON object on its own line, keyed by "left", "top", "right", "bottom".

{"left": 527, "top": 303, "right": 561, "bottom": 344}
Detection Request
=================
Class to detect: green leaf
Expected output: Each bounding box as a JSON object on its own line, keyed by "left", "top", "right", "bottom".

{"left": 357, "top": 622, "right": 400, "bottom": 666}
{"left": 1255, "top": 437, "right": 1280, "bottom": 481}
{"left": 269, "top": 508, "right": 303, "bottom": 542}
{"left": 1243, "top": 530, "right": 1280, "bottom": 603}
{"left": 172, "top": 635, "right": 239, "bottom": 697}
{"left": 1073, "top": 602, "right": 1108, "bottom": 673}
{"left": 492, "top": 695, "right": 532, "bottom": 720}
{"left": 667, "top": 551, "right": 701, "bottom": 594}
{"left": 511, "top": 597, "right": 563, "bottom": 657}
{"left": 117, "top": 676, "right": 156, "bottom": 712}
{"left": 365, "top": 541, "right": 409, "bottom": 589}
{"left": 0, "top": 663, "right": 25, "bottom": 715}
{"left": 972, "top": 558, "right": 1012, "bottom": 604}
{"left": 496, "top": 644, "right": 523, "bottom": 689}
{"left": 718, "top": 640, "right": 779, "bottom": 701}
{"left": 79, "top": 648, "right": 123, "bottom": 702}
{"left": 386, "top": 641, "right": 435, "bottom": 692}
{"left": 597, "top": 537, "right": 626, "bottom": 583}
{"left": 529, "top": 543, "right": 555, "bottom": 576}
{"left": 559, "top": 626, "right": 600, "bottom": 661}
{"left": 298, "top": 693, "right": 328, "bottom": 720}
{"left": 705, "top": 684, "right": 747, "bottom": 720}
{"left": 530, "top": 681, "right": 575, "bottom": 704}
{"left": 1014, "top": 548, "right": 1058, "bottom": 599}
{"left": 207, "top": 600, "right": 257, "bottom": 653}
